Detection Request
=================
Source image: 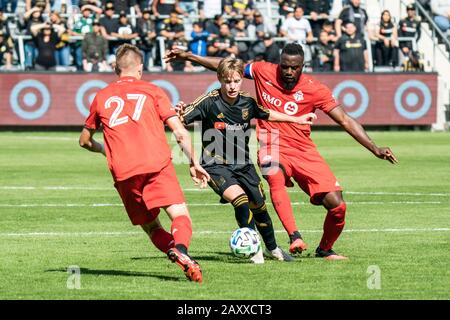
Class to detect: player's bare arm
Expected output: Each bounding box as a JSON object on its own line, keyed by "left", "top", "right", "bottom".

{"left": 165, "top": 116, "right": 210, "bottom": 187}
{"left": 268, "top": 110, "right": 317, "bottom": 125}
{"left": 328, "top": 106, "right": 398, "bottom": 164}
{"left": 79, "top": 127, "right": 106, "bottom": 156}
{"left": 165, "top": 48, "right": 222, "bottom": 71}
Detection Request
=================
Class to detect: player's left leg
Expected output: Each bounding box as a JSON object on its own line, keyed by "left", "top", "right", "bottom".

{"left": 315, "top": 191, "right": 348, "bottom": 260}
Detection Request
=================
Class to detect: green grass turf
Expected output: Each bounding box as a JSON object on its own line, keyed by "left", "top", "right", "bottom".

{"left": 0, "top": 131, "right": 449, "bottom": 300}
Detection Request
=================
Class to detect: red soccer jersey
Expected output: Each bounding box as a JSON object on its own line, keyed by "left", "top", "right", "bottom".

{"left": 84, "top": 76, "right": 177, "bottom": 182}
{"left": 244, "top": 61, "right": 338, "bottom": 152}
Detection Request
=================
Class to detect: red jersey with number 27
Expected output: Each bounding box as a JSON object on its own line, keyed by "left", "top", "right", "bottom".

{"left": 244, "top": 61, "right": 339, "bottom": 152}
{"left": 84, "top": 76, "right": 176, "bottom": 182}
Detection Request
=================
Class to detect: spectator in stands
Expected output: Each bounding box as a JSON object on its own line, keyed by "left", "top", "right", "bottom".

{"left": 137, "top": 8, "right": 156, "bottom": 70}
{"left": 322, "top": 20, "right": 338, "bottom": 43}
{"left": 99, "top": 2, "right": 118, "bottom": 54}
{"left": 306, "top": 0, "right": 331, "bottom": 37}
{"left": 254, "top": 32, "right": 280, "bottom": 63}
{"left": 0, "top": 8, "right": 11, "bottom": 35}
{"left": 231, "top": 19, "right": 251, "bottom": 61}
{"left": 31, "top": 21, "right": 64, "bottom": 70}
{"left": 71, "top": 4, "right": 101, "bottom": 69}
{"left": 335, "top": 0, "right": 368, "bottom": 38}
{"left": 224, "top": 0, "right": 254, "bottom": 17}
{"left": 159, "top": 12, "right": 185, "bottom": 50}
{"left": 51, "top": 0, "right": 74, "bottom": 15}
{"left": 152, "top": 0, "right": 185, "bottom": 32}
{"left": 112, "top": 11, "right": 139, "bottom": 47}
{"left": 248, "top": 11, "right": 272, "bottom": 60}
{"left": 26, "top": 0, "right": 50, "bottom": 13}
{"left": 430, "top": 0, "right": 450, "bottom": 33}
{"left": 23, "top": 5, "right": 45, "bottom": 69}
{"left": 277, "top": 0, "right": 298, "bottom": 18}
{"left": 312, "top": 30, "right": 334, "bottom": 71}
{"left": 402, "top": 50, "right": 424, "bottom": 71}
{"left": 280, "top": 6, "right": 314, "bottom": 45}
{"left": 50, "top": 11, "right": 71, "bottom": 67}
{"left": 398, "top": 4, "right": 422, "bottom": 56}
{"left": 207, "top": 23, "right": 238, "bottom": 58}
{"left": 82, "top": 20, "right": 109, "bottom": 71}
{"left": 280, "top": 6, "right": 314, "bottom": 64}
{"left": 189, "top": 22, "right": 209, "bottom": 57}
{"left": 334, "top": 21, "right": 368, "bottom": 72}
{"left": 165, "top": 38, "right": 194, "bottom": 72}
{"left": 205, "top": 14, "right": 224, "bottom": 38}
{"left": 0, "top": 30, "right": 13, "bottom": 70}
{"left": 102, "top": 0, "right": 141, "bottom": 15}
{"left": 374, "top": 10, "right": 399, "bottom": 67}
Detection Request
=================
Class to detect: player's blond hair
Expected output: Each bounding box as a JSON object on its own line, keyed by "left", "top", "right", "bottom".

{"left": 114, "top": 44, "right": 143, "bottom": 76}
{"left": 217, "top": 57, "right": 244, "bottom": 81}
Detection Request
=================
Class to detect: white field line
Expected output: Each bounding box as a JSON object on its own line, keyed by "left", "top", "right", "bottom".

{"left": 0, "top": 201, "right": 443, "bottom": 208}
{"left": 0, "top": 228, "right": 449, "bottom": 238}
{"left": 1, "top": 186, "right": 450, "bottom": 197}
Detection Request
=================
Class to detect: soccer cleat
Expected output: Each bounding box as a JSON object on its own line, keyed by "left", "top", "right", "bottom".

{"left": 315, "top": 247, "right": 348, "bottom": 260}
{"left": 250, "top": 246, "right": 265, "bottom": 264}
{"left": 263, "top": 247, "right": 294, "bottom": 262}
{"left": 167, "top": 248, "right": 203, "bottom": 282}
{"left": 289, "top": 238, "right": 308, "bottom": 254}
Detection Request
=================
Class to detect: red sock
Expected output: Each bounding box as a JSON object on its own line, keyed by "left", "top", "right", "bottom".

{"left": 150, "top": 227, "right": 175, "bottom": 253}
{"left": 319, "top": 202, "right": 346, "bottom": 251}
{"left": 267, "top": 170, "right": 298, "bottom": 236}
{"left": 171, "top": 215, "right": 192, "bottom": 249}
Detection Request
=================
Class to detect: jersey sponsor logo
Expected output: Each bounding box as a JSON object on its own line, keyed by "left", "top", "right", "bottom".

{"left": 242, "top": 108, "right": 249, "bottom": 120}
{"left": 293, "top": 90, "right": 304, "bottom": 102}
{"left": 284, "top": 101, "right": 298, "bottom": 115}
{"left": 262, "top": 91, "right": 282, "bottom": 107}
{"left": 217, "top": 112, "right": 224, "bottom": 119}
{"left": 214, "top": 122, "right": 249, "bottom": 130}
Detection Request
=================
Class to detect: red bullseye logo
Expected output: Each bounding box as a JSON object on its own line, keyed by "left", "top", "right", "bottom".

{"left": 333, "top": 80, "right": 369, "bottom": 118}
{"left": 394, "top": 80, "right": 431, "bottom": 120}
{"left": 9, "top": 80, "right": 50, "bottom": 120}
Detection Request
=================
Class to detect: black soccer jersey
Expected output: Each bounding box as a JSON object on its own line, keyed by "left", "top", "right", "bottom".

{"left": 182, "top": 89, "right": 270, "bottom": 166}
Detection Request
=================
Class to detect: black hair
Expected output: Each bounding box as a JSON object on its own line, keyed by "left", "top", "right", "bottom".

{"left": 281, "top": 43, "right": 304, "bottom": 57}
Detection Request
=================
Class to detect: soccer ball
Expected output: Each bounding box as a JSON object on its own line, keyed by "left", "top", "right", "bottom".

{"left": 229, "top": 227, "right": 261, "bottom": 258}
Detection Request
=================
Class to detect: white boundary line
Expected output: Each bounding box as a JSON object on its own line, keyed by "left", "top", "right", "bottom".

{"left": 0, "top": 201, "right": 443, "bottom": 208}
{"left": 0, "top": 228, "right": 449, "bottom": 237}
{"left": 1, "top": 186, "right": 450, "bottom": 197}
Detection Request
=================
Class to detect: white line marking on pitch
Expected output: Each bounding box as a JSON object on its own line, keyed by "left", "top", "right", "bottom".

{"left": 1, "top": 186, "right": 450, "bottom": 197}
{"left": 0, "top": 201, "right": 443, "bottom": 208}
{"left": 0, "top": 228, "right": 448, "bottom": 237}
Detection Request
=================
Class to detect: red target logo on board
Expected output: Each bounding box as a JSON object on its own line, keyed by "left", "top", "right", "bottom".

{"left": 9, "top": 80, "right": 50, "bottom": 120}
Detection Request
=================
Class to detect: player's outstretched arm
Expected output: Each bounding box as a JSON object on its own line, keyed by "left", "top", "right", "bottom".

{"left": 166, "top": 116, "right": 210, "bottom": 188}
{"left": 328, "top": 106, "right": 398, "bottom": 164}
{"left": 164, "top": 48, "right": 222, "bottom": 71}
{"left": 79, "top": 128, "right": 106, "bottom": 156}
{"left": 268, "top": 110, "right": 317, "bottom": 125}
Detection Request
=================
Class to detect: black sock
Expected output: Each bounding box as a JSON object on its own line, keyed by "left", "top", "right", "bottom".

{"left": 289, "top": 231, "right": 302, "bottom": 243}
{"left": 231, "top": 194, "right": 255, "bottom": 230}
{"left": 175, "top": 244, "right": 188, "bottom": 255}
{"left": 252, "top": 203, "right": 277, "bottom": 251}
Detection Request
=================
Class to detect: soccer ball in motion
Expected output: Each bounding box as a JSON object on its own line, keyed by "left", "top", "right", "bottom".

{"left": 229, "top": 227, "right": 261, "bottom": 258}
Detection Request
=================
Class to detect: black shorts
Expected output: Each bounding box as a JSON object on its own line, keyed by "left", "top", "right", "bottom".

{"left": 205, "top": 163, "right": 266, "bottom": 206}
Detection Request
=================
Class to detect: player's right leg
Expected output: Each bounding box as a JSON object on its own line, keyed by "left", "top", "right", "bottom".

{"left": 141, "top": 217, "right": 175, "bottom": 254}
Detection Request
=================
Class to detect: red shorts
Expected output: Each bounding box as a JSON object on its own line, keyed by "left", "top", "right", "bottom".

{"left": 258, "top": 147, "right": 342, "bottom": 205}
{"left": 114, "top": 162, "right": 185, "bottom": 225}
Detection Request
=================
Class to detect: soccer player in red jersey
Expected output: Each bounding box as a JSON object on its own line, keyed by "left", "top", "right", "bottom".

{"left": 79, "top": 44, "right": 210, "bottom": 282}
{"left": 166, "top": 43, "right": 398, "bottom": 260}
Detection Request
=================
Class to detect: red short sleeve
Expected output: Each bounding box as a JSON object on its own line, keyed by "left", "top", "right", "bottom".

{"left": 154, "top": 87, "right": 176, "bottom": 122}
{"left": 314, "top": 83, "right": 339, "bottom": 113}
{"left": 84, "top": 95, "right": 100, "bottom": 130}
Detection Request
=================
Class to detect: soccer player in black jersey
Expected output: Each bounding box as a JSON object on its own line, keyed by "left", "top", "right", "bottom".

{"left": 177, "top": 57, "right": 316, "bottom": 263}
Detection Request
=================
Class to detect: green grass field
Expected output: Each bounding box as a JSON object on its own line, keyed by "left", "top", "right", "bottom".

{"left": 0, "top": 130, "right": 449, "bottom": 300}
